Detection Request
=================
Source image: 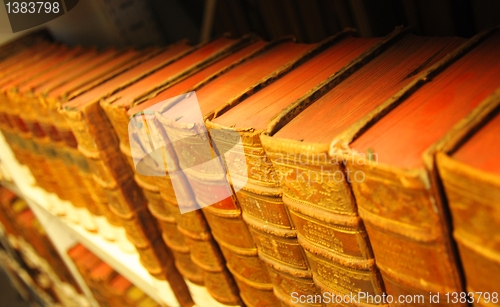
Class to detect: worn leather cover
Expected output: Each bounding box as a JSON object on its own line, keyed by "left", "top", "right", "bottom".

{"left": 436, "top": 88, "right": 500, "bottom": 307}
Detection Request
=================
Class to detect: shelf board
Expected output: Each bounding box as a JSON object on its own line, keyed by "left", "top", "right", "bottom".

{"left": 0, "top": 132, "right": 176, "bottom": 306}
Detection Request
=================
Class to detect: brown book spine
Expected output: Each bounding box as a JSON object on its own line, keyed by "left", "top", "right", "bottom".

{"left": 164, "top": 115, "right": 281, "bottom": 306}
{"left": 435, "top": 88, "right": 500, "bottom": 306}
{"left": 102, "top": 100, "right": 205, "bottom": 288}
{"left": 133, "top": 115, "right": 242, "bottom": 306}
{"left": 125, "top": 146, "right": 204, "bottom": 286}
{"left": 260, "top": 138, "right": 384, "bottom": 300}
{"left": 24, "top": 91, "right": 101, "bottom": 219}
{"left": 438, "top": 155, "right": 500, "bottom": 303}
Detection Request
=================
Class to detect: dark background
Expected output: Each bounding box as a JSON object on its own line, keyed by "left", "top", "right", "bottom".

{"left": 152, "top": 0, "right": 500, "bottom": 44}
{"left": 4, "top": 0, "right": 500, "bottom": 49}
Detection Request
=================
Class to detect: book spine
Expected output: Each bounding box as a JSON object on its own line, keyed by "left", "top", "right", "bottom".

{"left": 123, "top": 146, "right": 205, "bottom": 286}
{"left": 24, "top": 93, "right": 100, "bottom": 220}
{"left": 4, "top": 91, "right": 62, "bottom": 198}
{"left": 205, "top": 125, "right": 294, "bottom": 307}
{"left": 434, "top": 90, "right": 500, "bottom": 304}
{"left": 437, "top": 153, "right": 500, "bottom": 303}
{"left": 145, "top": 117, "right": 242, "bottom": 306}
{"left": 60, "top": 101, "right": 194, "bottom": 307}
{"left": 101, "top": 102, "right": 206, "bottom": 288}
{"left": 0, "top": 94, "right": 32, "bottom": 171}
{"left": 229, "top": 130, "right": 323, "bottom": 303}
{"left": 347, "top": 160, "right": 463, "bottom": 301}
{"left": 35, "top": 95, "right": 99, "bottom": 227}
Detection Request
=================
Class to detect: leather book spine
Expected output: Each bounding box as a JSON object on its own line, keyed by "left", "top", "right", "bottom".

{"left": 434, "top": 89, "right": 500, "bottom": 306}
{"left": 144, "top": 117, "right": 242, "bottom": 306}
{"left": 437, "top": 154, "right": 500, "bottom": 305}
{"left": 0, "top": 97, "right": 31, "bottom": 169}
{"left": 21, "top": 91, "right": 99, "bottom": 221}
{"left": 165, "top": 120, "right": 278, "bottom": 306}
{"left": 3, "top": 90, "right": 61, "bottom": 197}
{"left": 60, "top": 101, "right": 194, "bottom": 307}
{"left": 102, "top": 100, "right": 205, "bottom": 288}
{"left": 102, "top": 104, "right": 239, "bottom": 305}
{"left": 437, "top": 153, "right": 500, "bottom": 306}
{"left": 347, "top": 159, "right": 463, "bottom": 304}
{"left": 35, "top": 94, "right": 99, "bottom": 227}
{"left": 209, "top": 125, "right": 321, "bottom": 304}
{"left": 260, "top": 138, "right": 385, "bottom": 303}
{"left": 59, "top": 102, "right": 140, "bottom": 234}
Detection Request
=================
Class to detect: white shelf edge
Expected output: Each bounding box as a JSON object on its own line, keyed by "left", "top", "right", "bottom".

{"left": 0, "top": 131, "right": 179, "bottom": 306}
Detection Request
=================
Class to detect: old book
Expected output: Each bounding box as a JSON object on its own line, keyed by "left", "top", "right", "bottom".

{"left": 338, "top": 28, "right": 500, "bottom": 303}
{"left": 205, "top": 30, "right": 382, "bottom": 306}
{"left": 35, "top": 48, "right": 137, "bottom": 228}
{"left": 260, "top": 28, "right": 466, "bottom": 304}
{"left": 101, "top": 35, "right": 259, "bottom": 306}
{"left": 130, "top": 36, "right": 329, "bottom": 307}
{"left": 436, "top": 88, "right": 500, "bottom": 307}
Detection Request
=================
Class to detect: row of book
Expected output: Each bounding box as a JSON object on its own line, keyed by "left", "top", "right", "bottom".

{"left": 68, "top": 243, "right": 161, "bottom": 307}
{"left": 0, "top": 186, "right": 88, "bottom": 306}
{"left": 0, "top": 26, "right": 499, "bottom": 307}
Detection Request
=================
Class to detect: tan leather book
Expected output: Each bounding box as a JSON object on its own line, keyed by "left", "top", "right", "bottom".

{"left": 436, "top": 90, "right": 500, "bottom": 305}
{"left": 204, "top": 29, "right": 383, "bottom": 306}
{"left": 260, "top": 28, "right": 467, "bottom": 305}
{"left": 37, "top": 48, "right": 137, "bottom": 229}
{"left": 101, "top": 35, "right": 259, "bottom": 306}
